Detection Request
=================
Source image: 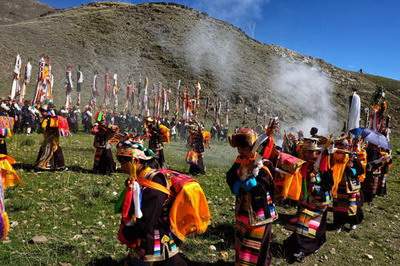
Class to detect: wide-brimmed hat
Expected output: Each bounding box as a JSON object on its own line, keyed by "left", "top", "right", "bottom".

{"left": 130, "top": 142, "right": 156, "bottom": 160}
{"left": 131, "top": 149, "right": 153, "bottom": 160}
{"left": 334, "top": 137, "right": 350, "bottom": 152}
{"left": 145, "top": 116, "right": 154, "bottom": 123}
{"left": 39, "top": 104, "right": 48, "bottom": 112}
{"left": 0, "top": 103, "right": 10, "bottom": 111}
{"left": 188, "top": 119, "right": 203, "bottom": 131}
{"left": 188, "top": 122, "right": 201, "bottom": 132}
{"left": 301, "top": 138, "right": 322, "bottom": 151}
{"left": 252, "top": 133, "right": 269, "bottom": 154}
{"left": 229, "top": 128, "right": 257, "bottom": 148}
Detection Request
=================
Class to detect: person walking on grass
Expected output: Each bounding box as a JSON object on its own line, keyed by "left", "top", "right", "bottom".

{"left": 226, "top": 123, "right": 278, "bottom": 266}
{"left": 117, "top": 145, "right": 187, "bottom": 266}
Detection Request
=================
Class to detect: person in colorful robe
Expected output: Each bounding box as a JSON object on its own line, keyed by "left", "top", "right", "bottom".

{"left": 67, "top": 106, "right": 80, "bottom": 134}
{"left": 21, "top": 100, "right": 35, "bottom": 135}
{"left": 145, "top": 117, "right": 166, "bottom": 168}
{"left": 0, "top": 133, "right": 7, "bottom": 155}
{"left": 82, "top": 105, "right": 93, "bottom": 133}
{"left": 362, "top": 143, "right": 392, "bottom": 203}
{"left": 367, "top": 87, "right": 390, "bottom": 138}
{"left": 226, "top": 127, "right": 278, "bottom": 266}
{"left": 9, "top": 101, "right": 21, "bottom": 134}
{"left": 0, "top": 154, "right": 22, "bottom": 240}
{"left": 117, "top": 145, "right": 187, "bottom": 265}
{"left": 116, "top": 136, "right": 155, "bottom": 174}
{"left": 0, "top": 103, "right": 13, "bottom": 155}
{"left": 0, "top": 168, "right": 10, "bottom": 241}
{"left": 331, "top": 138, "right": 364, "bottom": 231}
{"left": 0, "top": 154, "right": 21, "bottom": 191}
{"left": 186, "top": 121, "right": 205, "bottom": 175}
{"left": 91, "top": 112, "right": 118, "bottom": 175}
{"left": 351, "top": 136, "right": 367, "bottom": 183}
{"left": 34, "top": 105, "right": 65, "bottom": 171}
{"left": 284, "top": 138, "right": 333, "bottom": 262}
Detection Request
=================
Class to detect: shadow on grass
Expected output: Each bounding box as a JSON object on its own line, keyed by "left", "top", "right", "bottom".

{"left": 67, "top": 165, "right": 93, "bottom": 174}
{"left": 270, "top": 241, "right": 296, "bottom": 264}
{"left": 87, "top": 242, "right": 293, "bottom": 265}
{"left": 14, "top": 162, "right": 94, "bottom": 174}
{"left": 276, "top": 212, "right": 296, "bottom": 226}
{"left": 197, "top": 223, "right": 235, "bottom": 249}
{"left": 13, "top": 162, "right": 108, "bottom": 175}
{"left": 13, "top": 162, "right": 34, "bottom": 171}
{"left": 87, "top": 255, "right": 234, "bottom": 266}
{"left": 87, "top": 224, "right": 236, "bottom": 266}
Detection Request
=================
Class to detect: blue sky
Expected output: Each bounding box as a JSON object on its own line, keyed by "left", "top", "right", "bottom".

{"left": 41, "top": 0, "right": 400, "bottom": 80}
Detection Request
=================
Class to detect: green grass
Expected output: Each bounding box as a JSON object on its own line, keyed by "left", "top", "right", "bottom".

{"left": 0, "top": 134, "right": 399, "bottom": 265}
{"left": 364, "top": 74, "right": 400, "bottom": 92}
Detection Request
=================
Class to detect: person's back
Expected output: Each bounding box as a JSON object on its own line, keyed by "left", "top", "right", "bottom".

{"left": 119, "top": 173, "right": 180, "bottom": 263}
{"left": 210, "top": 126, "right": 217, "bottom": 139}
{"left": 117, "top": 154, "right": 187, "bottom": 265}
{"left": 21, "top": 105, "right": 30, "bottom": 120}
{"left": 67, "top": 111, "right": 78, "bottom": 133}
{"left": 82, "top": 111, "right": 92, "bottom": 133}
{"left": 171, "top": 125, "right": 177, "bottom": 141}
{"left": 221, "top": 127, "right": 228, "bottom": 141}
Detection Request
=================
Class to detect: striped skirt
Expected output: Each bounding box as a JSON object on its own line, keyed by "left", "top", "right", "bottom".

{"left": 333, "top": 185, "right": 361, "bottom": 216}
{"left": 235, "top": 220, "right": 272, "bottom": 266}
{"left": 333, "top": 185, "right": 363, "bottom": 226}
{"left": 362, "top": 172, "right": 385, "bottom": 203}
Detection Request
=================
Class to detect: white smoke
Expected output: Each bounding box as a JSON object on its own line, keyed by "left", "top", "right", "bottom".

{"left": 183, "top": 19, "right": 239, "bottom": 93}
{"left": 272, "top": 58, "right": 338, "bottom": 135}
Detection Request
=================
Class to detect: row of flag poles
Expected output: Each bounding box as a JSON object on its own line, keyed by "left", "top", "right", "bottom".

{"left": 7, "top": 54, "right": 233, "bottom": 125}
{"left": 9, "top": 54, "right": 53, "bottom": 105}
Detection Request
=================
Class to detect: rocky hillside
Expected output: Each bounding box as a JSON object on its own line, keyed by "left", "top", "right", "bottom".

{"left": 0, "top": 0, "right": 54, "bottom": 25}
{"left": 0, "top": 1, "right": 398, "bottom": 133}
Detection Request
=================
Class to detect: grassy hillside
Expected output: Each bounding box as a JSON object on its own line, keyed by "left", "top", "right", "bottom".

{"left": 0, "top": 134, "right": 399, "bottom": 265}
{"left": 0, "top": 2, "right": 398, "bottom": 133}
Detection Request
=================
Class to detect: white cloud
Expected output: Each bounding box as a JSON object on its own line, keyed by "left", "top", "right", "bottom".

{"left": 195, "top": 0, "right": 269, "bottom": 23}
{"left": 192, "top": 0, "right": 270, "bottom": 37}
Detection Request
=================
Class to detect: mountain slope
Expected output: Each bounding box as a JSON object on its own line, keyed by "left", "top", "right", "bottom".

{"left": 0, "top": 0, "right": 54, "bottom": 25}
{"left": 0, "top": 2, "right": 398, "bottom": 133}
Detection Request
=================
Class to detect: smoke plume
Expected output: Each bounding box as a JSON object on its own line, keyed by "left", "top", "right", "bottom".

{"left": 272, "top": 58, "right": 338, "bottom": 135}
{"left": 183, "top": 19, "right": 240, "bottom": 94}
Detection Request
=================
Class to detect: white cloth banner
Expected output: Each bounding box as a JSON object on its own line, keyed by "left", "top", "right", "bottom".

{"left": 348, "top": 92, "right": 361, "bottom": 130}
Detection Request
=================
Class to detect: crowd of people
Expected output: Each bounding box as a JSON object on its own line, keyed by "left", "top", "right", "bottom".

{"left": 0, "top": 98, "right": 227, "bottom": 142}
{"left": 0, "top": 54, "right": 395, "bottom": 266}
